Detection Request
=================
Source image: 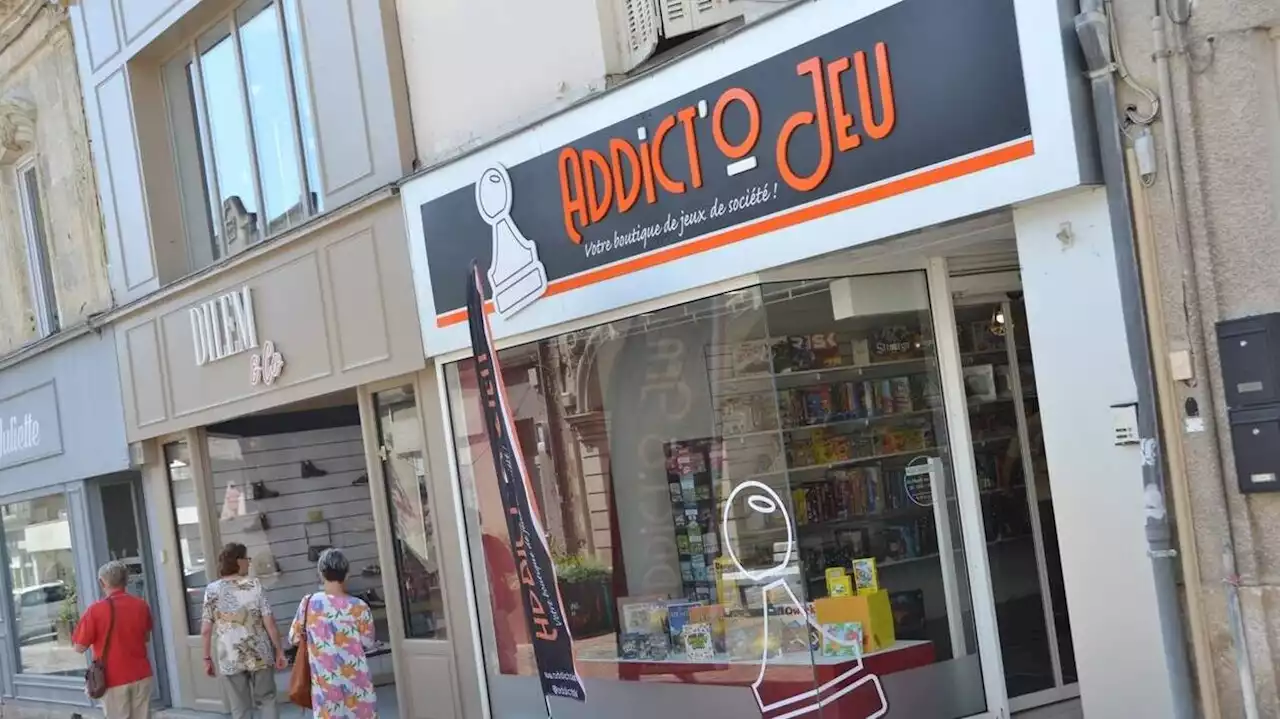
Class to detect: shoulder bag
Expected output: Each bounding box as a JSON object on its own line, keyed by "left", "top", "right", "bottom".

{"left": 85, "top": 596, "right": 115, "bottom": 699}
{"left": 287, "top": 594, "right": 314, "bottom": 708}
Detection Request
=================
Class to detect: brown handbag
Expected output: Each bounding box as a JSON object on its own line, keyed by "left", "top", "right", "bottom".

{"left": 85, "top": 596, "right": 115, "bottom": 699}
{"left": 287, "top": 594, "right": 314, "bottom": 708}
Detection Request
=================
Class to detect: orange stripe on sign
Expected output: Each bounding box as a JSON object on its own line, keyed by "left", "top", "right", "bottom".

{"left": 436, "top": 138, "right": 1034, "bottom": 328}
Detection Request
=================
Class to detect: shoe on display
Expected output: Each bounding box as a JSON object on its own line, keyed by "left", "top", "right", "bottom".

{"left": 300, "top": 460, "right": 328, "bottom": 478}
{"left": 251, "top": 481, "right": 280, "bottom": 500}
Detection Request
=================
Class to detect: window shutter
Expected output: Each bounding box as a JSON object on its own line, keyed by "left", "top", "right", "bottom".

{"left": 600, "top": 0, "right": 660, "bottom": 74}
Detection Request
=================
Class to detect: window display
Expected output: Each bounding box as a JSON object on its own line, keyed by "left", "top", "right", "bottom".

{"left": 204, "top": 409, "right": 393, "bottom": 659}
{"left": 4, "top": 493, "right": 82, "bottom": 676}
{"left": 372, "top": 385, "right": 446, "bottom": 639}
{"left": 166, "top": 441, "right": 208, "bottom": 634}
{"left": 446, "top": 274, "right": 1003, "bottom": 719}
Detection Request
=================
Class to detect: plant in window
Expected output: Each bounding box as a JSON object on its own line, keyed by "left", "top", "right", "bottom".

{"left": 55, "top": 584, "right": 78, "bottom": 642}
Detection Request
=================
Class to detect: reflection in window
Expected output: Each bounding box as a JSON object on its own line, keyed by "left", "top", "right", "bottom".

{"left": 374, "top": 386, "right": 445, "bottom": 639}
{"left": 166, "top": 441, "right": 208, "bottom": 634}
{"left": 165, "top": 0, "right": 319, "bottom": 273}
{"left": 5, "top": 493, "right": 81, "bottom": 676}
{"left": 239, "top": 5, "right": 303, "bottom": 234}
{"left": 446, "top": 278, "right": 988, "bottom": 718}
{"left": 199, "top": 35, "right": 259, "bottom": 250}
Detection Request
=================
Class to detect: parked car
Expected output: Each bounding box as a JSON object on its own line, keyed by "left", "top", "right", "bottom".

{"left": 14, "top": 582, "right": 70, "bottom": 643}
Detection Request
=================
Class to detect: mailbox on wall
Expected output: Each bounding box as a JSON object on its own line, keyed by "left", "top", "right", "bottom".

{"left": 1218, "top": 313, "right": 1280, "bottom": 493}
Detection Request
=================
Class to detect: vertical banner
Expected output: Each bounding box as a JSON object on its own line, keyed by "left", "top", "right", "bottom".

{"left": 467, "top": 264, "right": 587, "bottom": 703}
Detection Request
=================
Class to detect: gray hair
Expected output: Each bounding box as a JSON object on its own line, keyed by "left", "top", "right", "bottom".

{"left": 98, "top": 561, "right": 129, "bottom": 589}
{"left": 316, "top": 548, "right": 349, "bottom": 581}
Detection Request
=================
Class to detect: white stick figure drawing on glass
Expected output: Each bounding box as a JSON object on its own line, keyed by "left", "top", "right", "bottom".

{"left": 475, "top": 164, "right": 548, "bottom": 317}
{"left": 722, "top": 480, "right": 889, "bottom": 719}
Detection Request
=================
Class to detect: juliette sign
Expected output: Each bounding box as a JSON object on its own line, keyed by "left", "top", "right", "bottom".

{"left": 0, "top": 382, "right": 62, "bottom": 471}
{"left": 418, "top": 0, "right": 1032, "bottom": 327}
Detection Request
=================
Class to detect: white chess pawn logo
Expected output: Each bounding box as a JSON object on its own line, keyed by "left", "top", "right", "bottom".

{"left": 476, "top": 164, "right": 548, "bottom": 317}
{"left": 722, "top": 480, "right": 888, "bottom": 719}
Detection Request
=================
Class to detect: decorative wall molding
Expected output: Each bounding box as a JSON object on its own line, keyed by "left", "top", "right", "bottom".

{"left": 0, "top": 92, "right": 35, "bottom": 164}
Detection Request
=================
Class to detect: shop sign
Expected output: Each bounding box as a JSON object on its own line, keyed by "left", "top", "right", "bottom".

{"left": 189, "top": 286, "right": 286, "bottom": 386}
{"left": 0, "top": 382, "right": 63, "bottom": 470}
{"left": 418, "top": 0, "right": 1031, "bottom": 327}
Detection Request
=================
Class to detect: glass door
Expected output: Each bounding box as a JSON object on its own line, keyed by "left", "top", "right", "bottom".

{"left": 953, "top": 293, "right": 1076, "bottom": 707}
{"left": 92, "top": 477, "right": 168, "bottom": 703}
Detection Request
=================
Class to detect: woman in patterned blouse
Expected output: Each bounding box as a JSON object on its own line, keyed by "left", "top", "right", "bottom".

{"left": 201, "top": 543, "right": 288, "bottom": 719}
{"left": 289, "top": 548, "right": 379, "bottom": 718}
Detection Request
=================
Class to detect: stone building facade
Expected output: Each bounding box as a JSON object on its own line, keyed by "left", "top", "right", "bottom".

{"left": 0, "top": 0, "right": 109, "bottom": 355}
{"left": 1111, "top": 1, "right": 1280, "bottom": 717}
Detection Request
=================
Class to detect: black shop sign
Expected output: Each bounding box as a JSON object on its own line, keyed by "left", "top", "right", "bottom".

{"left": 420, "top": 0, "right": 1031, "bottom": 326}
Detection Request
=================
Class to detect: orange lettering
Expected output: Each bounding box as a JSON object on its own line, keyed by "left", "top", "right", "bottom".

{"left": 855, "top": 43, "right": 896, "bottom": 140}
{"left": 558, "top": 147, "right": 587, "bottom": 244}
{"left": 713, "top": 88, "right": 760, "bottom": 160}
{"left": 610, "top": 138, "right": 642, "bottom": 213}
{"left": 650, "top": 115, "right": 685, "bottom": 194}
{"left": 533, "top": 615, "right": 558, "bottom": 642}
{"left": 777, "top": 57, "right": 834, "bottom": 193}
{"left": 638, "top": 138, "right": 658, "bottom": 204}
{"left": 582, "top": 149, "right": 613, "bottom": 223}
{"left": 826, "top": 56, "right": 861, "bottom": 152}
{"left": 676, "top": 106, "right": 703, "bottom": 189}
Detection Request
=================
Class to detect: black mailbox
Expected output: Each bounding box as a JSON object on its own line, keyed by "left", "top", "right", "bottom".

{"left": 1229, "top": 406, "right": 1280, "bottom": 494}
{"left": 1217, "top": 313, "right": 1280, "bottom": 410}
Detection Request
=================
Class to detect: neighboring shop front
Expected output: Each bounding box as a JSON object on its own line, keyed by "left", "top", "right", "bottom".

{"left": 109, "top": 194, "right": 464, "bottom": 716}
{"left": 400, "top": 0, "right": 1189, "bottom": 718}
{"left": 0, "top": 329, "right": 145, "bottom": 711}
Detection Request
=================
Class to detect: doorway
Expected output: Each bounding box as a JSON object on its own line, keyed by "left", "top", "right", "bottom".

{"left": 951, "top": 278, "right": 1078, "bottom": 710}
{"left": 89, "top": 475, "right": 169, "bottom": 705}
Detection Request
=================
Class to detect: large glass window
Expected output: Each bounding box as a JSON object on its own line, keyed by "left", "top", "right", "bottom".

{"left": 165, "top": 0, "right": 318, "bottom": 274}
{"left": 446, "top": 275, "right": 989, "bottom": 719}
{"left": 167, "top": 441, "right": 208, "bottom": 634}
{"left": 4, "top": 494, "right": 81, "bottom": 676}
{"left": 373, "top": 386, "right": 446, "bottom": 639}
{"left": 204, "top": 408, "right": 394, "bottom": 670}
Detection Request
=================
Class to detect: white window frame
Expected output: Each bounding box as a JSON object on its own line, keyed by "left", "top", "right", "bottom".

{"left": 15, "top": 157, "right": 58, "bottom": 338}
{"left": 162, "top": 0, "right": 319, "bottom": 275}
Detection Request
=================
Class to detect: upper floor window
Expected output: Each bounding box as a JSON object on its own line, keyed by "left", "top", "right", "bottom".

{"left": 16, "top": 159, "right": 58, "bottom": 338}
{"left": 164, "top": 0, "right": 321, "bottom": 274}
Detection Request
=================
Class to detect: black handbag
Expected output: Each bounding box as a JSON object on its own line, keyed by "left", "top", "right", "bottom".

{"left": 85, "top": 596, "right": 115, "bottom": 699}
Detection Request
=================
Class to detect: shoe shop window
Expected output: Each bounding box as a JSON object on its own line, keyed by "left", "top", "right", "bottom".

{"left": 202, "top": 404, "right": 395, "bottom": 657}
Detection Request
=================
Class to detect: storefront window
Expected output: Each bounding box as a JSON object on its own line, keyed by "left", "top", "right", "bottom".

{"left": 4, "top": 494, "right": 81, "bottom": 676}
{"left": 204, "top": 408, "right": 393, "bottom": 654}
{"left": 446, "top": 275, "right": 988, "bottom": 718}
{"left": 167, "top": 441, "right": 208, "bottom": 634}
{"left": 373, "top": 386, "right": 446, "bottom": 639}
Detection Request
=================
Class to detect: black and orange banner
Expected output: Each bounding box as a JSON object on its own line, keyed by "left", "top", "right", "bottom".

{"left": 466, "top": 264, "right": 586, "bottom": 703}
{"left": 422, "top": 0, "right": 1029, "bottom": 324}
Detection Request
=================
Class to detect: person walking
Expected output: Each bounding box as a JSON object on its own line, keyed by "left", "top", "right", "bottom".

{"left": 289, "top": 548, "right": 378, "bottom": 718}
{"left": 201, "top": 543, "right": 288, "bottom": 719}
{"left": 73, "top": 561, "right": 154, "bottom": 719}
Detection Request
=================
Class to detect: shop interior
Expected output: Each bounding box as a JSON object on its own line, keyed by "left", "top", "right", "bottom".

{"left": 448, "top": 220, "right": 1079, "bottom": 718}
{"left": 165, "top": 389, "right": 446, "bottom": 714}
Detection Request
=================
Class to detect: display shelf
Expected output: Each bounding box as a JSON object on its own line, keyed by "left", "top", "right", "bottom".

{"left": 711, "top": 348, "right": 1029, "bottom": 388}
{"left": 716, "top": 398, "right": 1015, "bottom": 442}
{"left": 804, "top": 534, "right": 1033, "bottom": 580}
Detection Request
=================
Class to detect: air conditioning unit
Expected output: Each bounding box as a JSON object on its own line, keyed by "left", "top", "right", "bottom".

{"left": 599, "top": 0, "right": 744, "bottom": 74}
{"left": 598, "top": 0, "right": 661, "bottom": 74}
{"left": 660, "top": 0, "right": 743, "bottom": 39}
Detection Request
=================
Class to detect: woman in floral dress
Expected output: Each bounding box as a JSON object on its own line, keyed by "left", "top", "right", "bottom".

{"left": 289, "top": 549, "right": 378, "bottom": 718}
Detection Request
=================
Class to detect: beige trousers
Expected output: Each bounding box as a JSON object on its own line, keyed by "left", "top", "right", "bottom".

{"left": 102, "top": 677, "right": 152, "bottom": 719}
